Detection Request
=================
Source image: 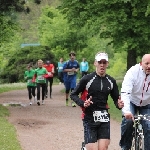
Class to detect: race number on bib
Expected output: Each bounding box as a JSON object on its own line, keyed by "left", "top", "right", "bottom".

{"left": 67, "top": 71, "right": 74, "bottom": 75}
{"left": 27, "top": 79, "right": 32, "bottom": 83}
{"left": 38, "top": 76, "right": 44, "bottom": 80}
{"left": 93, "top": 111, "right": 109, "bottom": 122}
{"left": 59, "top": 66, "right": 63, "bottom": 69}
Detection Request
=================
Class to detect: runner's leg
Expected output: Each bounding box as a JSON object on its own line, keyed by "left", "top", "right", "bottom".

{"left": 49, "top": 77, "right": 53, "bottom": 98}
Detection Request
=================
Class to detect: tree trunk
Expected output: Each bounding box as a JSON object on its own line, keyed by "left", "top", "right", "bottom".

{"left": 127, "top": 49, "right": 137, "bottom": 70}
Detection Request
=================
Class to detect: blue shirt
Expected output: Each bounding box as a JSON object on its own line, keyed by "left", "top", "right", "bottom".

{"left": 63, "top": 60, "right": 79, "bottom": 81}
{"left": 80, "top": 61, "right": 89, "bottom": 72}
{"left": 57, "top": 62, "right": 65, "bottom": 72}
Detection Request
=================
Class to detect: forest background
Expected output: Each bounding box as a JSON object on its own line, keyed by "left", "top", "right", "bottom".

{"left": 1, "top": 0, "right": 150, "bottom": 83}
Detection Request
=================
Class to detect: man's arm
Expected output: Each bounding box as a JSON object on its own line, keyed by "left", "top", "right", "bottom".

{"left": 121, "top": 68, "right": 135, "bottom": 114}
{"left": 110, "top": 79, "right": 122, "bottom": 109}
{"left": 70, "top": 77, "right": 87, "bottom": 107}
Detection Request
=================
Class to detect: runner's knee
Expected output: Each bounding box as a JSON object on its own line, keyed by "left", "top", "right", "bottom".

{"left": 66, "top": 89, "right": 70, "bottom": 94}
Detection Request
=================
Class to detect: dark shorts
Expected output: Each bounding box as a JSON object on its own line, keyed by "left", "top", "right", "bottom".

{"left": 83, "top": 119, "right": 110, "bottom": 144}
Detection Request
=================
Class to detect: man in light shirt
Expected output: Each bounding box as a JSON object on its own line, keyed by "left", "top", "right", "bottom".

{"left": 120, "top": 54, "right": 150, "bottom": 150}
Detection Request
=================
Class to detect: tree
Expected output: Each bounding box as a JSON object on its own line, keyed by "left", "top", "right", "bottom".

{"left": 0, "top": 0, "right": 42, "bottom": 45}
{"left": 38, "top": 6, "right": 87, "bottom": 54}
{"left": 60, "top": 0, "right": 150, "bottom": 70}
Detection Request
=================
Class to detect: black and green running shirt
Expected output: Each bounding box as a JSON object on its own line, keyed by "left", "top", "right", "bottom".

{"left": 35, "top": 67, "right": 47, "bottom": 83}
{"left": 24, "top": 69, "right": 36, "bottom": 86}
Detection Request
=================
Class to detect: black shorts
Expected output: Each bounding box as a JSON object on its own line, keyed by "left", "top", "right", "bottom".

{"left": 83, "top": 119, "right": 110, "bottom": 144}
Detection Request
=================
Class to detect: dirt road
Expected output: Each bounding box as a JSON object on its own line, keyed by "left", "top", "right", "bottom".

{"left": 0, "top": 84, "right": 121, "bottom": 150}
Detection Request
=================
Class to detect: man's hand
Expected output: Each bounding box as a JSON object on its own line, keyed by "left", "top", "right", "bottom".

{"left": 118, "top": 96, "right": 124, "bottom": 108}
{"left": 84, "top": 96, "right": 93, "bottom": 108}
{"left": 124, "top": 113, "right": 134, "bottom": 121}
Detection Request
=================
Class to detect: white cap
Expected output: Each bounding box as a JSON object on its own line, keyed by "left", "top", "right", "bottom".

{"left": 95, "top": 52, "right": 108, "bottom": 61}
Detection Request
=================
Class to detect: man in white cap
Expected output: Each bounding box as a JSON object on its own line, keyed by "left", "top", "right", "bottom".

{"left": 70, "top": 52, "right": 124, "bottom": 150}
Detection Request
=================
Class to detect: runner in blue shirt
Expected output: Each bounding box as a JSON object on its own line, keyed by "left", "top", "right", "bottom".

{"left": 63, "top": 52, "right": 80, "bottom": 107}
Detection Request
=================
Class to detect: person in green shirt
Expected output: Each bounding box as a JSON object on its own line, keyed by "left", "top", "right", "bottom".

{"left": 33, "top": 59, "right": 48, "bottom": 105}
{"left": 24, "top": 64, "right": 37, "bottom": 105}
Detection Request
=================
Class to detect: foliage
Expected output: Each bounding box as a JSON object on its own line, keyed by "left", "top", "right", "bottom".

{"left": 107, "top": 52, "right": 127, "bottom": 78}
{"left": 38, "top": 6, "right": 87, "bottom": 53}
{"left": 60, "top": 0, "right": 150, "bottom": 69}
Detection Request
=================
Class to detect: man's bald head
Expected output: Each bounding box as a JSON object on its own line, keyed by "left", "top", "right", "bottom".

{"left": 142, "top": 54, "right": 150, "bottom": 62}
{"left": 141, "top": 54, "right": 150, "bottom": 74}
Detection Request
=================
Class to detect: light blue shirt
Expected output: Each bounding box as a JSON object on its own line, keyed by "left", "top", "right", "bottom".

{"left": 58, "top": 62, "right": 65, "bottom": 72}
{"left": 80, "top": 61, "right": 89, "bottom": 72}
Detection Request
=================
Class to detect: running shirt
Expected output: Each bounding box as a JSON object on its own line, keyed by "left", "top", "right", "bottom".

{"left": 70, "top": 72, "right": 120, "bottom": 121}
{"left": 80, "top": 61, "right": 89, "bottom": 72}
{"left": 35, "top": 67, "right": 47, "bottom": 83}
{"left": 43, "top": 64, "right": 54, "bottom": 77}
{"left": 63, "top": 60, "right": 80, "bottom": 81}
{"left": 24, "top": 69, "right": 36, "bottom": 86}
{"left": 58, "top": 62, "right": 65, "bottom": 72}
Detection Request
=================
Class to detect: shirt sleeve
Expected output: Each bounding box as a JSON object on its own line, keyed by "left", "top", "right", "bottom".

{"left": 70, "top": 76, "right": 87, "bottom": 107}
{"left": 63, "top": 62, "right": 67, "bottom": 70}
{"left": 110, "top": 79, "right": 120, "bottom": 109}
{"left": 121, "top": 67, "right": 135, "bottom": 114}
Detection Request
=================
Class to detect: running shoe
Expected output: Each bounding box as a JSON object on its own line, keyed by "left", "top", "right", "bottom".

{"left": 37, "top": 100, "right": 40, "bottom": 106}
{"left": 42, "top": 100, "right": 44, "bottom": 105}
{"left": 30, "top": 101, "right": 32, "bottom": 105}
{"left": 71, "top": 102, "right": 76, "bottom": 107}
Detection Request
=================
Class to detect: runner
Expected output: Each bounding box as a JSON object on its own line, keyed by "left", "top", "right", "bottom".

{"left": 57, "top": 58, "right": 65, "bottom": 84}
{"left": 70, "top": 52, "right": 124, "bottom": 150}
{"left": 32, "top": 59, "right": 47, "bottom": 105}
{"left": 24, "top": 64, "right": 36, "bottom": 105}
{"left": 63, "top": 51, "right": 80, "bottom": 107}
{"left": 80, "top": 58, "right": 89, "bottom": 77}
{"left": 43, "top": 60, "right": 55, "bottom": 99}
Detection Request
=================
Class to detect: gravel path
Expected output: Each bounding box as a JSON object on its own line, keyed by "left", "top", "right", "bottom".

{"left": 0, "top": 84, "right": 121, "bottom": 150}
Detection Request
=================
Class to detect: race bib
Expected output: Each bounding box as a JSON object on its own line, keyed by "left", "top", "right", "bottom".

{"left": 67, "top": 71, "right": 74, "bottom": 75}
{"left": 93, "top": 111, "right": 109, "bottom": 122}
{"left": 38, "top": 75, "right": 44, "bottom": 80}
{"left": 27, "top": 79, "right": 32, "bottom": 83}
{"left": 59, "top": 66, "right": 63, "bottom": 69}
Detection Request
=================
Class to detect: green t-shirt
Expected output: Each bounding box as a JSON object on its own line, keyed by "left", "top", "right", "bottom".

{"left": 35, "top": 67, "right": 47, "bottom": 83}
{"left": 24, "top": 69, "right": 36, "bottom": 86}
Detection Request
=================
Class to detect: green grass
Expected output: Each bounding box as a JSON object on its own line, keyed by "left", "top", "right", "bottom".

{"left": 0, "top": 105, "right": 22, "bottom": 150}
{"left": 108, "top": 81, "right": 122, "bottom": 122}
{"left": 108, "top": 97, "right": 122, "bottom": 122}
{"left": 0, "top": 83, "right": 26, "bottom": 94}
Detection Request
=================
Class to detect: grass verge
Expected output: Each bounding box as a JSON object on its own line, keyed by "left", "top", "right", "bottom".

{"left": 0, "top": 104, "right": 22, "bottom": 150}
{"left": 0, "top": 83, "right": 26, "bottom": 94}
{"left": 108, "top": 81, "right": 122, "bottom": 122}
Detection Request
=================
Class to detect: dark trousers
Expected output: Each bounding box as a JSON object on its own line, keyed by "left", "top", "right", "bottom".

{"left": 58, "top": 72, "right": 64, "bottom": 83}
{"left": 45, "top": 77, "right": 53, "bottom": 98}
{"left": 36, "top": 83, "right": 46, "bottom": 100}
{"left": 27, "top": 86, "right": 36, "bottom": 99}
